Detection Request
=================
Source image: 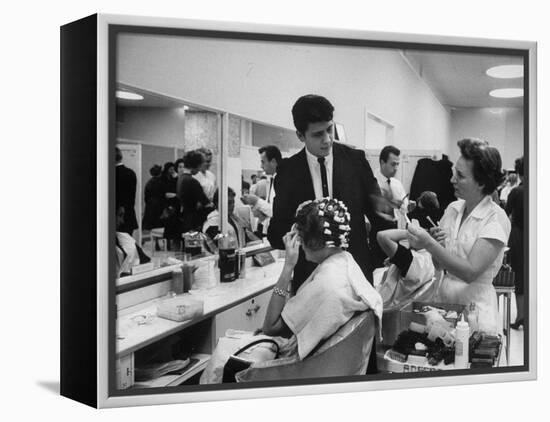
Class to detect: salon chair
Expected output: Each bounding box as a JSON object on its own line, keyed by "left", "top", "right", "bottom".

{"left": 234, "top": 310, "right": 377, "bottom": 382}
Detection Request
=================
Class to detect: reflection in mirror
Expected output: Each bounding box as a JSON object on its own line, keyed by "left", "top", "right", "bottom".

{"left": 115, "top": 85, "right": 220, "bottom": 280}
{"left": 236, "top": 121, "right": 301, "bottom": 242}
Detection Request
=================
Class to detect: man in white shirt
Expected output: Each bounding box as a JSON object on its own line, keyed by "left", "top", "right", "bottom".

{"left": 374, "top": 145, "right": 409, "bottom": 228}
{"left": 193, "top": 147, "right": 217, "bottom": 201}
{"left": 241, "top": 145, "right": 282, "bottom": 237}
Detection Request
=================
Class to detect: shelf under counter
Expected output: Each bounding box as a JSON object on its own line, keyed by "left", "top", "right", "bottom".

{"left": 116, "top": 259, "right": 284, "bottom": 357}
{"left": 132, "top": 353, "right": 211, "bottom": 388}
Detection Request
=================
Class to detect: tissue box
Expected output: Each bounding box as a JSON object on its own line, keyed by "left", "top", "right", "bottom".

{"left": 157, "top": 296, "right": 204, "bottom": 322}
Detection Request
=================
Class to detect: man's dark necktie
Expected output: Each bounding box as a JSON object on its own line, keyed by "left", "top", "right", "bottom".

{"left": 267, "top": 176, "right": 274, "bottom": 203}
{"left": 318, "top": 157, "right": 329, "bottom": 197}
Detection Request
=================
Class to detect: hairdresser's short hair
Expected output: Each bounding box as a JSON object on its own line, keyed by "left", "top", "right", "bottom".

{"left": 457, "top": 138, "right": 505, "bottom": 195}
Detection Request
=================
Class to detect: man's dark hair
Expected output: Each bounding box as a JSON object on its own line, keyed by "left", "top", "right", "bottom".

{"left": 212, "top": 187, "right": 236, "bottom": 208}
{"left": 182, "top": 150, "right": 204, "bottom": 170}
{"left": 515, "top": 156, "right": 524, "bottom": 177}
{"left": 115, "top": 147, "right": 122, "bottom": 163}
{"left": 457, "top": 138, "right": 505, "bottom": 195}
{"left": 379, "top": 145, "right": 400, "bottom": 163}
{"left": 258, "top": 145, "right": 282, "bottom": 164}
{"left": 291, "top": 94, "right": 334, "bottom": 134}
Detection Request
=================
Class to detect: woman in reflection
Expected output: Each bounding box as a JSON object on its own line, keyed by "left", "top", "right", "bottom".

{"left": 115, "top": 205, "right": 150, "bottom": 278}
{"left": 142, "top": 164, "right": 165, "bottom": 235}
{"left": 200, "top": 198, "right": 382, "bottom": 383}
{"left": 176, "top": 150, "right": 211, "bottom": 234}
{"left": 407, "top": 138, "right": 511, "bottom": 334}
{"left": 506, "top": 157, "right": 525, "bottom": 329}
{"left": 160, "top": 161, "right": 180, "bottom": 250}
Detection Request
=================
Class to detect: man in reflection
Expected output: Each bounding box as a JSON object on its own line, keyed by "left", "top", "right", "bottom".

{"left": 203, "top": 187, "right": 258, "bottom": 249}
{"left": 241, "top": 145, "right": 282, "bottom": 238}
{"left": 268, "top": 94, "right": 382, "bottom": 290}
{"left": 115, "top": 147, "right": 138, "bottom": 235}
{"left": 193, "top": 147, "right": 217, "bottom": 201}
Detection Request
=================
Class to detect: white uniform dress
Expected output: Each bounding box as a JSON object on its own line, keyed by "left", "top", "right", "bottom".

{"left": 436, "top": 196, "right": 511, "bottom": 334}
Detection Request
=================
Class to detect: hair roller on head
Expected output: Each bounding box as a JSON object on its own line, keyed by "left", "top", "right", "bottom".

{"left": 294, "top": 197, "right": 352, "bottom": 251}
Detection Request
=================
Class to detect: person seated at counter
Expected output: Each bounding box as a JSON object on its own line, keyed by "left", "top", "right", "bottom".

{"left": 407, "top": 190, "right": 442, "bottom": 230}
{"left": 376, "top": 226, "right": 435, "bottom": 310}
{"left": 200, "top": 198, "right": 382, "bottom": 384}
{"left": 115, "top": 205, "right": 151, "bottom": 278}
{"left": 202, "top": 187, "right": 259, "bottom": 249}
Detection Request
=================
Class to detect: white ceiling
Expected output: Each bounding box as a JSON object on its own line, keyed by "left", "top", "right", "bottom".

{"left": 117, "top": 50, "right": 525, "bottom": 111}
{"left": 402, "top": 50, "right": 524, "bottom": 108}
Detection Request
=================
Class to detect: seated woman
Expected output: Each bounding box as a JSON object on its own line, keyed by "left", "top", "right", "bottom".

{"left": 376, "top": 226, "right": 435, "bottom": 310}
{"left": 200, "top": 198, "right": 382, "bottom": 383}
{"left": 406, "top": 138, "right": 511, "bottom": 334}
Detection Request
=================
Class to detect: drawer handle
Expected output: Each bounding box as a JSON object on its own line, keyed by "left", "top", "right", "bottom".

{"left": 253, "top": 304, "right": 261, "bottom": 313}
{"left": 245, "top": 309, "right": 253, "bottom": 317}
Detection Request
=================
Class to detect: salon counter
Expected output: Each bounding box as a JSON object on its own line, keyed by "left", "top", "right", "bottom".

{"left": 116, "top": 258, "right": 284, "bottom": 389}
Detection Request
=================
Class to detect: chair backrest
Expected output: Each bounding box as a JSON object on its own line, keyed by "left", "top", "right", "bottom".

{"left": 235, "top": 310, "right": 376, "bottom": 382}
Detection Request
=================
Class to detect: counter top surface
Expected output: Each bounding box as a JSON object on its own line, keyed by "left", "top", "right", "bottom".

{"left": 116, "top": 259, "right": 284, "bottom": 357}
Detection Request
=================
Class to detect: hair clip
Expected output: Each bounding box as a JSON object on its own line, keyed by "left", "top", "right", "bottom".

{"left": 338, "top": 224, "right": 349, "bottom": 231}
{"left": 323, "top": 222, "right": 330, "bottom": 228}
{"left": 318, "top": 202, "right": 326, "bottom": 209}
{"left": 318, "top": 210, "right": 325, "bottom": 216}
{"left": 324, "top": 228, "right": 332, "bottom": 235}
{"left": 327, "top": 205, "right": 333, "bottom": 211}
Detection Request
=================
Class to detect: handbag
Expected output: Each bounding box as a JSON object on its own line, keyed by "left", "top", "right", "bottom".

{"left": 222, "top": 338, "right": 280, "bottom": 383}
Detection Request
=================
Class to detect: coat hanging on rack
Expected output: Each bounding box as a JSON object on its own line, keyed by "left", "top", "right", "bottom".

{"left": 409, "top": 155, "right": 456, "bottom": 211}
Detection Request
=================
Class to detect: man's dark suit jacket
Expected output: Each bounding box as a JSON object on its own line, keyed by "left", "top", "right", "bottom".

{"left": 116, "top": 164, "right": 138, "bottom": 234}
{"left": 268, "top": 142, "right": 381, "bottom": 290}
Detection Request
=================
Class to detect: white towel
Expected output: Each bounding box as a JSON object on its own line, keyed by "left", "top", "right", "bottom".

{"left": 282, "top": 251, "right": 383, "bottom": 359}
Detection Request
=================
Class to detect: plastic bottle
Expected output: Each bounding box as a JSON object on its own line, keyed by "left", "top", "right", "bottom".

{"left": 454, "top": 314, "right": 470, "bottom": 369}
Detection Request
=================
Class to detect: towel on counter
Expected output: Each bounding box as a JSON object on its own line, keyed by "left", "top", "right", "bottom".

{"left": 282, "top": 251, "right": 383, "bottom": 360}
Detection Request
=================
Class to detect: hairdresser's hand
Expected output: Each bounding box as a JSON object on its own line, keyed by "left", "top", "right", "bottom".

{"left": 283, "top": 229, "right": 300, "bottom": 270}
{"left": 407, "top": 223, "right": 433, "bottom": 250}
{"left": 429, "top": 226, "right": 447, "bottom": 247}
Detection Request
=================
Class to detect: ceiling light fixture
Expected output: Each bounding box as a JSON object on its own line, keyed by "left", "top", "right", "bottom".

{"left": 116, "top": 90, "right": 144, "bottom": 101}
{"left": 486, "top": 65, "right": 523, "bottom": 79}
{"left": 489, "top": 88, "right": 523, "bottom": 98}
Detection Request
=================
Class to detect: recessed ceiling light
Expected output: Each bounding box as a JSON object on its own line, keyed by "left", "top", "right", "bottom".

{"left": 116, "top": 90, "right": 144, "bottom": 101}
{"left": 489, "top": 88, "right": 523, "bottom": 98}
{"left": 486, "top": 65, "right": 523, "bottom": 79}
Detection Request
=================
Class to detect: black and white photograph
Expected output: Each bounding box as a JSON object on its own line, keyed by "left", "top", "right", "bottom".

{"left": 106, "top": 17, "right": 533, "bottom": 400}
{"left": 21, "top": 0, "right": 546, "bottom": 418}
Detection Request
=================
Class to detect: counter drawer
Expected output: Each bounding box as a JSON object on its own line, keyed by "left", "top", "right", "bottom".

{"left": 214, "top": 290, "right": 271, "bottom": 340}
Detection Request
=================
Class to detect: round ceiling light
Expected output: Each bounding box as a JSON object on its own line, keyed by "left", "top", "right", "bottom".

{"left": 486, "top": 65, "right": 523, "bottom": 79}
{"left": 489, "top": 88, "right": 523, "bottom": 98}
{"left": 116, "top": 90, "right": 144, "bottom": 100}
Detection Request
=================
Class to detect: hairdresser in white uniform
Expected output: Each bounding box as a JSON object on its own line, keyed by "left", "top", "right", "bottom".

{"left": 407, "top": 138, "right": 511, "bottom": 334}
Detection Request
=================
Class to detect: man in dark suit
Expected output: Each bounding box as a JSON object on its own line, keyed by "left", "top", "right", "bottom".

{"left": 268, "top": 95, "right": 381, "bottom": 290}
{"left": 115, "top": 147, "right": 138, "bottom": 235}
